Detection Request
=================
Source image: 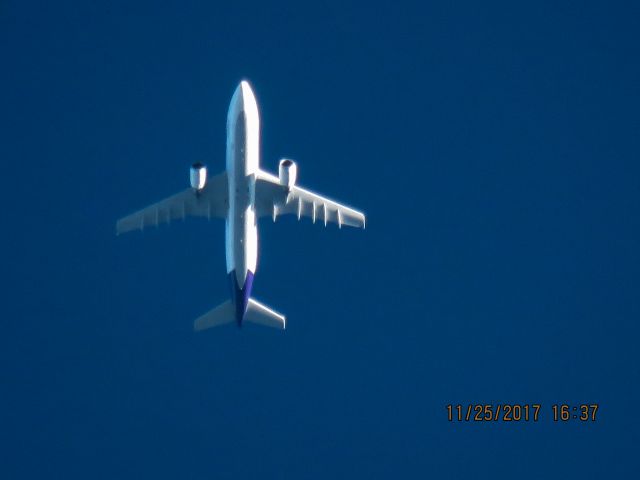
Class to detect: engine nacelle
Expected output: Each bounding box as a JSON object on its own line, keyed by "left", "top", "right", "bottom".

{"left": 190, "top": 162, "right": 207, "bottom": 190}
{"left": 278, "top": 159, "right": 297, "bottom": 190}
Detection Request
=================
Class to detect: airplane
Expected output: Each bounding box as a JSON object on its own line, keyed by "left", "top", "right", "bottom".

{"left": 116, "top": 80, "right": 366, "bottom": 331}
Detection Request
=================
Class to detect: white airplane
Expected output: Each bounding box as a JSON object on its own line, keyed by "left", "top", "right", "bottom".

{"left": 117, "top": 81, "right": 365, "bottom": 331}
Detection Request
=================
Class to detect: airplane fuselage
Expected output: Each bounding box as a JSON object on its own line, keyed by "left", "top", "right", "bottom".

{"left": 225, "top": 81, "right": 260, "bottom": 325}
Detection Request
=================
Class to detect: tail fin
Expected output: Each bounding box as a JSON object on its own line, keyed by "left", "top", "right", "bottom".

{"left": 194, "top": 300, "right": 235, "bottom": 331}
{"left": 245, "top": 298, "right": 286, "bottom": 329}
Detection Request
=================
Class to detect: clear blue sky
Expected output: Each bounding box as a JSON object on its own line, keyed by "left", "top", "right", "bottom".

{"left": 1, "top": 0, "right": 639, "bottom": 478}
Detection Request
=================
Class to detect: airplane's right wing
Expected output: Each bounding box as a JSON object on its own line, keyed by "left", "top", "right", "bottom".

{"left": 116, "top": 171, "right": 228, "bottom": 235}
{"left": 254, "top": 171, "right": 366, "bottom": 228}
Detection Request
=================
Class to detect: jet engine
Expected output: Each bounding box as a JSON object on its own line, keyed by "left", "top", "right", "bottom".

{"left": 190, "top": 162, "right": 207, "bottom": 191}
{"left": 278, "top": 159, "right": 297, "bottom": 190}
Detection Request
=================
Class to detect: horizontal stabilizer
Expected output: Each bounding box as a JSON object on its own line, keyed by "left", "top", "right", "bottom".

{"left": 194, "top": 300, "right": 235, "bottom": 331}
{"left": 245, "top": 298, "right": 286, "bottom": 329}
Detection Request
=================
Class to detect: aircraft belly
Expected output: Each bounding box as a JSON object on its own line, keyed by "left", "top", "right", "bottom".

{"left": 231, "top": 209, "right": 257, "bottom": 286}
{"left": 225, "top": 80, "right": 260, "bottom": 287}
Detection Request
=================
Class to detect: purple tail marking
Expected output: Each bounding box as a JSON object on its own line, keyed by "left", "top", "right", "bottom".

{"left": 228, "top": 270, "right": 254, "bottom": 327}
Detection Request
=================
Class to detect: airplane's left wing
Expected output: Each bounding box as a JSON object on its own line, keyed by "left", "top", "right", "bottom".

{"left": 116, "top": 172, "right": 228, "bottom": 235}
{"left": 254, "top": 171, "right": 365, "bottom": 228}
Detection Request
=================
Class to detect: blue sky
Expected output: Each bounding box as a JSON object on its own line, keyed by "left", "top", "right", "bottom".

{"left": 1, "top": 0, "right": 639, "bottom": 478}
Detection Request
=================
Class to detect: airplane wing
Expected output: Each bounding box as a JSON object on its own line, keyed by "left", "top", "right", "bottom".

{"left": 116, "top": 172, "right": 228, "bottom": 235}
{"left": 254, "top": 171, "right": 365, "bottom": 228}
